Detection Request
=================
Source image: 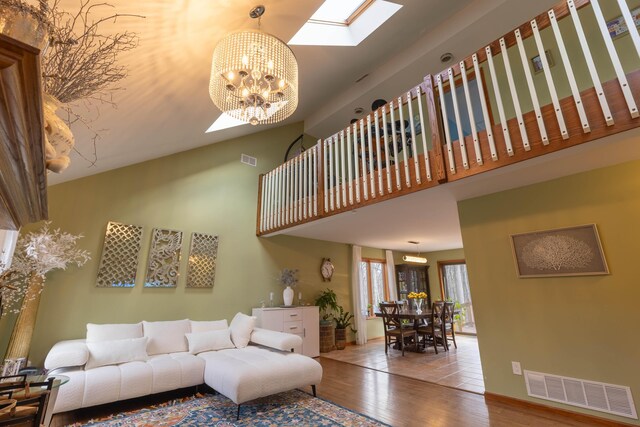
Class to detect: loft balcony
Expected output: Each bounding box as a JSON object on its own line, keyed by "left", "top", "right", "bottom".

{"left": 256, "top": 0, "right": 640, "bottom": 237}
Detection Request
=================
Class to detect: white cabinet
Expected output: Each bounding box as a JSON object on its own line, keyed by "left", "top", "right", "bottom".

{"left": 252, "top": 306, "right": 319, "bottom": 357}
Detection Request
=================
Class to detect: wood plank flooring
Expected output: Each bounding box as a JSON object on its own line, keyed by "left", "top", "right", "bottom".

{"left": 321, "top": 335, "right": 485, "bottom": 393}
{"left": 317, "top": 358, "right": 612, "bottom": 427}
{"left": 52, "top": 356, "right": 612, "bottom": 426}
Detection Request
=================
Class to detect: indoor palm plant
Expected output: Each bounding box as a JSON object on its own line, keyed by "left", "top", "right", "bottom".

{"left": 333, "top": 306, "right": 356, "bottom": 350}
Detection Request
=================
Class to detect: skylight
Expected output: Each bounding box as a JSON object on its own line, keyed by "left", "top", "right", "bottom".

{"left": 289, "top": 0, "right": 402, "bottom": 47}
{"left": 205, "top": 114, "right": 247, "bottom": 133}
{"left": 310, "top": 0, "right": 373, "bottom": 25}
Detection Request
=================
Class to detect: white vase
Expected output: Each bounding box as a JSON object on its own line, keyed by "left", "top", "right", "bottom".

{"left": 283, "top": 286, "right": 294, "bottom": 306}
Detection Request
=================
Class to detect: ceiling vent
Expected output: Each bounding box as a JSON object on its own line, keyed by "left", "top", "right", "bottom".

{"left": 240, "top": 154, "right": 257, "bottom": 167}
{"left": 524, "top": 370, "right": 637, "bottom": 419}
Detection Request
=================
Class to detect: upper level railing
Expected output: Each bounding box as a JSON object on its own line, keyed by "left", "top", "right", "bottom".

{"left": 257, "top": 0, "right": 640, "bottom": 236}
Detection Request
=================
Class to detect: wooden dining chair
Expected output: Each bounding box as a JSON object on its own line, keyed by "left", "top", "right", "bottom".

{"left": 380, "top": 303, "right": 416, "bottom": 356}
{"left": 416, "top": 301, "right": 446, "bottom": 354}
{"left": 443, "top": 301, "right": 458, "bottom": 350}
{"left": 0, "top": 375, "right": 53, "bottom": 427}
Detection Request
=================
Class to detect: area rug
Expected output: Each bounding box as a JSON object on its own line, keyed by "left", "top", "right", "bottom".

{"left": 76, "top": 389, "right": 389, "bottom": 426}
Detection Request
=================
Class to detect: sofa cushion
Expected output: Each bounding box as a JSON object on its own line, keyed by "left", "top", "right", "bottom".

{"left": 229, "top": 313, "right": 255, "bottom": 349}
{"left": 44, "top": 339, "right": 89, "bottom": 370}
{"left": 143, "top": 319, "right": 190, "bottom": 355}
{"left": 201, "top": 346, "right": 323, "bottom": 404}
{"left": 190, "top": 319, "right": 228, "bottom": 333}
{"left": 85, "top": 337, "right": 148, "bottom": 370}
{"left": 186, "top": 329, "right": 235, "bottom": 354}
{"left": 86, "top": 322, "right": 143, "bottom": 343}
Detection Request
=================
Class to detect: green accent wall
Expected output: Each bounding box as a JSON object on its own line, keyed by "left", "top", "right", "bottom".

{"left": 458, "top": 159, "right": 640, "bottom": 425}
{"left": 19, "top": 123, "right": 356, "bottom": 366}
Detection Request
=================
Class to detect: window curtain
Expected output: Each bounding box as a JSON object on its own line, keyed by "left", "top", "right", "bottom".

{"left": 385, "top": 250, "right": 398, "bottom": 301}
{"left": 351, "top": 245, "right": 367, "bottom": 345}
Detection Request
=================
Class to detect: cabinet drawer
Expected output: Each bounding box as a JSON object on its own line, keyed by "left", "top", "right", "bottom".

{"left": 283, "top": 320, "right": 303, "bottom": 334}
{"left": 283, "top": 309, "right": 303, "bottom": 321}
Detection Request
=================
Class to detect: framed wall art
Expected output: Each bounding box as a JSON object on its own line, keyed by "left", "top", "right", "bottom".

{"left": 510, "top": 224, "right": 609, "bottom": 278}
{"left": 145, "top": 228, "right": 183, "bottom": 288}
{"left": 96, "top": 221, "right": 143, "bottom": 287}
{"left": 186, "top": 232, "right": 219, "bottom": 288}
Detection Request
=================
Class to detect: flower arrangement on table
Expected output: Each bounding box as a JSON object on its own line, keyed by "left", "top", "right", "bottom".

{"left": 407, "top": 292, "right": 427, "bottom": 299}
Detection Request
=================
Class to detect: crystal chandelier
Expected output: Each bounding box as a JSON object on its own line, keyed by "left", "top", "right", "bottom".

{"left": 209, "top": 5, "right": 298, "bottom": 126}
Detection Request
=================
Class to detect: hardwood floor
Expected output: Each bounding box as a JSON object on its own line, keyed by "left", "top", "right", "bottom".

{"left": 321, "top": 335, "right": 485, "bottom": 393}
{"left": 317, "top": 358, "right": 613, "bottom": 427}
{"left": 52, "top": 356, "right": 612, "bottom": 426}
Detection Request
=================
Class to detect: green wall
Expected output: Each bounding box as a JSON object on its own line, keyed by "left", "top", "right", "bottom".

{"left": 458, "top": 159, "right": 640, "bottom": 424}
{"left": 19, "top": 123, "right": 355, "bottom": 366}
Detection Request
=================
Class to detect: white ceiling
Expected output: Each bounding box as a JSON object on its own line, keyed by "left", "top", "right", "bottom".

{"left": 49, "top": 0, "right": 558, "bottom": 185}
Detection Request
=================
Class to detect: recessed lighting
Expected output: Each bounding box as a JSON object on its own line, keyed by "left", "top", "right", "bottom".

{"left": 408, "top": 240, "right": 419, "bottom": 244}
{"left": 440, "top": 52, "right": 454, "bottom": 63}
{"left": 354, "top": 107, "right": 364, "bottom": 114}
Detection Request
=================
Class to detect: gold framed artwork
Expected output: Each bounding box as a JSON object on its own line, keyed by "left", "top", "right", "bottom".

{"left": 510, "top": 224, "right": 609, "bottom": 278}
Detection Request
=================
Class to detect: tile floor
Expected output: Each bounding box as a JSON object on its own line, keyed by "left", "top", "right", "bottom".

{"left": 320, "top": 334, "right": 485, "bottom": 394}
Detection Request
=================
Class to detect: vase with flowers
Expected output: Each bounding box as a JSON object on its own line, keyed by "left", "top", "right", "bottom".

{"left": 407, "top": 291, "right": 428, "bottom": 314}
{"left": 278, "top": 268, "right": 298, "bottom": 306}
{"left": 1, "top": 222, "right": 90, "bottom": 371}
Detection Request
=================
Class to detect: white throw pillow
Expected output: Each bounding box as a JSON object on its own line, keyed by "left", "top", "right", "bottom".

{"left": 190, "top": 319, "right": 228, "bottom": 333}
{"left": 143, "top": 319, "right": 190, "bottom": 355}
{"left": 86, "top": 322, "right": 143, "bottom": 343}
{"left": 85, "top": 337, "right": 148, "bottom": 370}
{"left": 185, "top": 329, "right": 235, "bottom": 354}
{"left": 229, "top": 312, "right": 256, "bottom": 349}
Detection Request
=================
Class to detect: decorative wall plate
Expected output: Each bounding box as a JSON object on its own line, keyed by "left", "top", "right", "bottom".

{"left": 186, "top": 232, "right": 219, "bottom": 288}
{"left": 96, "top": 221, "right": 143, "bottom": 287}
{"left": 145, "top": 228, "right": 183, "bottom": 288}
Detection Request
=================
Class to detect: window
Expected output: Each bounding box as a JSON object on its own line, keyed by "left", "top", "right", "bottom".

{"left": 309, "top": 0, "right": 374, "bottom": 26}
{"left": 359, "top": 258, "right": 388, "bottom": 316}
{"left": 289, "top": 0, "right": 402, "bottom": 47}
{"left": 438, "top": 260, "right": 476, "bottom": 335}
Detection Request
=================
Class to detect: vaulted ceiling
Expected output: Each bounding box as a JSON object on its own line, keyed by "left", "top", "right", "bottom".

{"left": 51, "top": 0, "right": 559, "bottom": 185}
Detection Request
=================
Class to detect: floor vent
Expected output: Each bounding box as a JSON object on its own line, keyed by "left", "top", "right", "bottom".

{"left": 524, "top": 370, "right": 637, "bottom": 419}
{"left": 240, "top": 154, "right": 257, "bottom": 167}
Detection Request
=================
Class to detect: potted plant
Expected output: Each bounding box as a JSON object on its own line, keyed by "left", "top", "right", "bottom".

{"left": 334, "top": 306, "right": 357, "bottom": 350}
{"left": 315, "top": 289, "right": 339, "bottom": 353}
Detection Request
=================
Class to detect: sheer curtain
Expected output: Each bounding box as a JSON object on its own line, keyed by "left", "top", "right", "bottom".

{"left": 385, "top": 250, "right": 398, "bottom": 301}
{"left": 351, "top": 245, "right": 367, "bottom": 345}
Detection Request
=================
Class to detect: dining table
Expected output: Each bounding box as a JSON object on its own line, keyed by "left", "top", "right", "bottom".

{"left": 375, "top": 306, "right": 459, "bottom": 352}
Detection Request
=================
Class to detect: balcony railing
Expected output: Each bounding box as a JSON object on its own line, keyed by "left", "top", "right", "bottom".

{"left": 257, "top": 0, "right": 640, "bottom": 236}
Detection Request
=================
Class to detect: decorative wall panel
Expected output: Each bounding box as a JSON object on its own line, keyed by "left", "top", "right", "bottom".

{"left": 186, "top": 233, "right": 219, "bottom": 288}
{"left": 96, "top": 221, "right": 143, "bottom": 287}
{"left": 145, "top": 228, "right": 183, "bottom": 288}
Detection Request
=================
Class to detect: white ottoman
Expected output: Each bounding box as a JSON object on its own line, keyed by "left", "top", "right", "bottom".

{"left": 200, "top": 345, "right": 323, "bottom": 417}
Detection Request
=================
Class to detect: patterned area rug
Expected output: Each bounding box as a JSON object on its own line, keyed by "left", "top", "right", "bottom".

{"left": 76, "top": 390, "right": 389, "bottom": 426}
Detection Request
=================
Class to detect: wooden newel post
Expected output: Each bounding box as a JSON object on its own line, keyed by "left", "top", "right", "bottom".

{"left": 5, "top": 273, "right": 45, "bottom": 360}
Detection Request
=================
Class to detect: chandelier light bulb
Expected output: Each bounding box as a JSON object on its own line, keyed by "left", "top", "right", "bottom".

{"left": 209, "top": 7, "right": 298, "bottom": 126}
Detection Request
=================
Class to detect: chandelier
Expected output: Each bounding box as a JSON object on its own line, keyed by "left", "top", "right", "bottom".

{"left": 209, "top": 5, "right": 298, "bottom": 126}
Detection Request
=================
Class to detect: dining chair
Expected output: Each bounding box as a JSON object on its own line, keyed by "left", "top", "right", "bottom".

{"left": 443, "top": 301, "right": 458, "bottom": 350}
{"left": 416, "top": 301, "right": 446, "bottom": 354}
{"left": 0, "top": 375, "right": 53, "bottom": 427}
{"left": 380, "top": 303, "right": 417, "bottom": 356}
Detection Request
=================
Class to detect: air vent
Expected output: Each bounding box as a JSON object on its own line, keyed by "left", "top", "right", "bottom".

{"left": 240, "top": 154, "right": 257, "bottom": 167}
{"left": 524, "top": 370, "right": 637, "bottom": 419}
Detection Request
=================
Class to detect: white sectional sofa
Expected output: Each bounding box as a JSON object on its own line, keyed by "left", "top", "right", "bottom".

{"left": 44, "top": 314, "right": 323, "bottom": 416}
